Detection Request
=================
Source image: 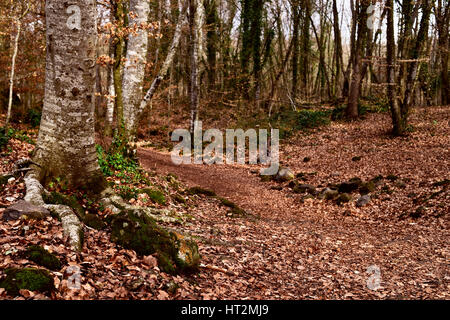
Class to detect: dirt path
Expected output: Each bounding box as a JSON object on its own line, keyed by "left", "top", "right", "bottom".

{"left": 137, "top": 108, "right": 449, "bottom": 299}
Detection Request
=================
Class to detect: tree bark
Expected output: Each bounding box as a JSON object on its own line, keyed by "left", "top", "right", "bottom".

{"left": 122, "top": 0, "right": 150, "bottom": 140}
{"left": 386, "top": 0, "right": 402, "bottom": 135}
{"left": 34, "top": 0, "right": 105, "bottom": 192}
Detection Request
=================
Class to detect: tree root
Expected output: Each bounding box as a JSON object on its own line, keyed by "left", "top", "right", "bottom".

{"left": 99, "top": 188, "right": 181, "bottom": 224}
{"left": 23, "top": 170, "right": 83, "bottom": 251}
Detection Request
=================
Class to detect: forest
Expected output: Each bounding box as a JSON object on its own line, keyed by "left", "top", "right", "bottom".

{"left": 0, "top": 0, "right": 448, "bottom": 301}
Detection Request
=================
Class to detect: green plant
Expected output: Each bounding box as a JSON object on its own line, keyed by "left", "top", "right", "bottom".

{"left": 26, "top": 108, "right": 42, "bottom": 128}
{"left": 0, "top": 127, "right": 13, "bottom": 150}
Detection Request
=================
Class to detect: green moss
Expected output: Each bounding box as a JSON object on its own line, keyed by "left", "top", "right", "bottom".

{"left": 216, "top": 197, "right": 247, "bottom": 217}
{"left": 0, "top": 174, "right": 13, "bottom": 187}
{"left": 0, "top": 268, "right": 55, "bottom": 296}
{"left": 83, "top": 214, "right": 106, "bottom": 230}
{"left": 24, "top": 245, "right": 62, "bottom": 271}
{"left": 172, "top": 194, "right": 186, "bottom": 204}
{"left": 187, "top": 187, "right": 216, "bottom": 197}
{"left": 386, "top": 174, "right": 399, "bottom": 182}
{"left": 336, "top": 193, "right": 352, "bottom": 205}
{"left": 110, "top": 211, "right": 199, "bottom": 274}
{"left": 359, "top": 181, "right": 375, "bottom": 195}
{"left": 141, "top": 188, "right": 167, "bottom": 205}
{"left": 43, "top": 191, "right": 85, "bottom": 219}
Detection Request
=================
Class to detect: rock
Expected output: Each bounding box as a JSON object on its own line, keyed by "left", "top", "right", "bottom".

{"left": 23, "top": 245, "right": 62, "bottom": 271}
{"left": 386, "top": 174, "right": 399, "bottom": 182}
{"left": 275, "top": 167, "right": 294, "bottom": 182}
{"left": 110, "top": 210, "right": 200, "bottom": 274}
{"left": 2, "top": 200, "right": 50, "bottom": 221}
{"left": 293, "top": 184, "right": 317, "bottom": 195}
{"left": 270, "top": 185, "right": 283, "bottom": 191}
{"left": 336, "top": 193, "right": 352, "bottom": 205}
{"left": 7, "top": 177, "right": 15, "bottom": 184}
{"left": 356, "top": 195, "right": 371, "bottom": 207}
{"left": 338, "top": 181, "right": 360, "bottom": 193}
{"left": 352, "top": 156, "right": 362, "bottom": 161}
{"left": 303, "top": 157, "right": 311, "bottom": 162}
{"left": 318, "top": 188, "right": 339, "bottom": 200}
{"left": 287, "top": 180, "right": 299, "bottom": 189}
{"left": 299, "top": 194, "right": 315, "bottom": 203}
{"left": 359, "top": 181, "right": 375, "bottom": 195}
{"left": 0, "top": 268, "right": 55, "bottom": 297}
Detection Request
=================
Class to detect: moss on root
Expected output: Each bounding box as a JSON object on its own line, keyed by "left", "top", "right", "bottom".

{"left": 83, "top": 213, "right": 106, "bottom": 230}
{"left": 110, "top": 210, "right": 200, "bottom": 274}
{"left": 216, "top": 197, "right": 247, "bottom": 217}
{"left": 23, "top": 245, "right": 62, "bottom": 271}
{"left": 0, "top": 268, "right": 55, "bottom": 296}
{"left": 42, "top": 191, "right": 85, "bottom": 219}
{"left": 187, "top": 187, "right": 216, "bottom": 197}
{"left": 140, "top": 188, "right": 167, "bottom": 205}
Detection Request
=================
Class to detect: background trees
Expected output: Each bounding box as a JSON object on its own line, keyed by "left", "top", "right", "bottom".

{"left": 0, "top": 0, "right": 448, "bottom": 138}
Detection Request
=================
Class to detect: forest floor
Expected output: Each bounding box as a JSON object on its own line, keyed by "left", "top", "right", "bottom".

{"left": 0, "top": 106, "right": 449, "bottom": 299}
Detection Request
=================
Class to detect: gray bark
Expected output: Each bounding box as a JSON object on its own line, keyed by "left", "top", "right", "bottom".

{"left": 34, "top": 0, "right": 105, "bottom": 192}
{"left": 122, "top": 0, "right": 150, "bottom": 139}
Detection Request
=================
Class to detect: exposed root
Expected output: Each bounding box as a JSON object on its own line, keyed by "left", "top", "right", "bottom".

{"left": 23, "top": 170, "right": 83, "bottom": 251}
{"left": 100, "top": 188, "right": 181, "bottom": 224}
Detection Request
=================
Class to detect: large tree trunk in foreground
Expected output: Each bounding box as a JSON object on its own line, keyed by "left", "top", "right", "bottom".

{"left": 122, "top": 0, "right": 150, "bottom": 140}
{"left": 34, "top": 0, "right": 105, "bottom": 192}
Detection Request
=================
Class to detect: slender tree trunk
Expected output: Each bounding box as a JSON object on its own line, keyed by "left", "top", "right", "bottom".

{"left": 189, "top": 0, "right": 200, "bottom": 134}
{"left": 6, "top": 5, "right": 29, "bottom": 128}
{"left": 401, "top": 0, "right": 432, "bottom": 117}
{"left": 139, "top": 0, "right": 187, "bottom": 116}
{"left": 34, "top": 0, "right": 105, "bottom": 192}
{"left": 332, "top": 0, "right": 344, "bottom": 99}
{"left": 436, "top": 0, "right": 450, "bottom": 105}
{"left": 5, "top": 20, "right": 22, "bottom": 128}
{"left": 386, "top": 0, "right": 402, "bottom": 135}
{"left": 346, "top": 1, "right": 368, "bottom": 119}
{"left": 291, "top": 1, "right": 300, "bottom": 100}
{"left": 112, "top": 0, "right": 127, "bottom": 136}
{"left": 122, "top": 0, "right": 150, "bottom": 140}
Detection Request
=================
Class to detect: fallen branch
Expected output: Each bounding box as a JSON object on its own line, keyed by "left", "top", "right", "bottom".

{"left": 199, "top": 263, "right": 238, "bottom": 276}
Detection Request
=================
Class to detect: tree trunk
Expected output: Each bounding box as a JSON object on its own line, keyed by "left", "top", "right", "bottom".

{"left": 189, "top": 0, "right": 200, "bottom": 134}
{"left": 5, "top": 20, "right": 22, "bottom": 128}
{"left": 122, "top": 0, "right": 150, "bottom": 140}
{"left": 34, "top": 0, "right": 105, "bottom": 192}
{"left": 386, "top": 0, "right": 402, "bottom": 135}
{"left": 346, "top": 1, "right": 369, "bottom": 119}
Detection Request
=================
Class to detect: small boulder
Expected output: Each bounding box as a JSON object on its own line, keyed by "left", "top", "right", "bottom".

{"left": 336, "top": 193, "right": 352, "bottom": 205}
{"left": 275, "top": 167, "right": 294, "bottom": 182}
{"left": 293, "top": 184, "right": 317, "bottom": 195}
{"left": 338, "top": 181, "right": 360, "bottom": 193}
{"left": 23, "top": 245, "right": 62, "bottom": 271}
{"left": 356, "top": 195, "right": 371, "bottom": 207}
{"left": 359, "top": 181, "right": 375, "bottom": 195}
{"left": 318, "top": 188, "right": 339, "bottom": 200}
{"left": 111, "top": 211, "right": 200, "bottom": 274}
{"left": 0, "top": 268, "right": 55, "bottom": 297}
{"left": 2, "top": 200, "right": 50, "bottom": 221}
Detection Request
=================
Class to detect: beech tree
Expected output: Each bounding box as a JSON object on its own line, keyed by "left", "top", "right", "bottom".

{"left": 33, "top": 0, "right": 105, "bottom": 191}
